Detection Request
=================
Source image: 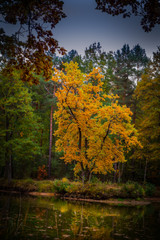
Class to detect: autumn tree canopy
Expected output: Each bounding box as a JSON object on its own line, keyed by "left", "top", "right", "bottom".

{"left": 52, "top": 62, "right": 140, "bottom": 182}
{"left": 0, "top": 0, "right": 66, "bottom": 84}
{"left": 1, "top": 0, "right": 158, "bottom": 84}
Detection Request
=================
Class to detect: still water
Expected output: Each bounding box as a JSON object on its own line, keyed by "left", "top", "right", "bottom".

{"left": 0, "top": 193, "right": 160, "bottom": 240}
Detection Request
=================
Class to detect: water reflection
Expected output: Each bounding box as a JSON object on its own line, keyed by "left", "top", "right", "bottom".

{"left": 0, "top": 193, "right": 160, "bottom": 240}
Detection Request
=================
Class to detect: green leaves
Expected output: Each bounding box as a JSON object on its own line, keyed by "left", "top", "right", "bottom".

{"left": 133, "top": 48, "right": 160, "bottom": 182}
{"left": 0, "top": 72, "right": 41, "bottom": 178}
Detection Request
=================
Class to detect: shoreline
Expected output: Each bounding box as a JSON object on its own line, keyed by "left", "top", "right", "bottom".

{"left": 1, "top": 189, "right": 160, "bottom": 206}
{"left": 61, "top": 196, "right": 151, "bottom": 205}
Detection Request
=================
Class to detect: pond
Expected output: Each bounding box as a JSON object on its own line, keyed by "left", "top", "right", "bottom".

{"left": 0, "top": 193, "right": 160, "bottom": 240}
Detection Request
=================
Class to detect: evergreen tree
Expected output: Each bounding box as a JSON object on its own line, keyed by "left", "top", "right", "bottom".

{"left": 112, "top": 44, "right": 149, "bottom": 108}
{"left": 131, "top": 44, "right": 150, "bottom": 84}
{"left": 83, "top": 42, "right": 114, "bottom": 93}
{"left": 134, "top": 47, "right": 160, "bottom": 183}
{"left": 60, "top": 50, "right": 84, "bottom": 72}
{"left": 0, "top": 71, "right": 40, "bottom": 180}
{"left": 113, "top": 44, "right": 136, "bottom": 107}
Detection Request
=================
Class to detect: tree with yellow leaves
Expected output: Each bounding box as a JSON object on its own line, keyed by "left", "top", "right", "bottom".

{"left": 52, "top": 62, "right": 140, "bottom": 183}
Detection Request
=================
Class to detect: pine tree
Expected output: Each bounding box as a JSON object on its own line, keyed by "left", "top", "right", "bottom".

{"left": 134, "top": 47, "right": 160, "bottom": 183}
{"left": 0, "top": 71, "right": 40, "bottom": 180}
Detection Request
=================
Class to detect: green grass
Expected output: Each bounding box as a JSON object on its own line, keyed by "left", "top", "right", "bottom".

{"left": 0, "top": 178, "right": 156, "bottom": 199}
{"left": 0, "top": 178, "right": 38, "bottom": 192}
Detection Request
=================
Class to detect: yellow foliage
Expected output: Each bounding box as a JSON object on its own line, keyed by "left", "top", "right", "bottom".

{"left": 52, "top": 62, "right": 141, "bottom": 178}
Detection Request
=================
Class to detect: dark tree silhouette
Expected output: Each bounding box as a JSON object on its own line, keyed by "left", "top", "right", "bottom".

{"left": 0, "top": 0, "right": 66, "bottom": 83}
{"left": 95, "top": 0, "right": 160, "bottom": 32}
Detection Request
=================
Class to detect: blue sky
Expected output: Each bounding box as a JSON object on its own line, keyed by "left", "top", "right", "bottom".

{"left": 54, "top": 0, "right": 160, "bottom": 57}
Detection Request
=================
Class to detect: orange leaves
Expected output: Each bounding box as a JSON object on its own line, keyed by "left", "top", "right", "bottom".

{"left": 20, "top": 132, "right": 23, "bottom": 137}
{"left": 37, "top": 165, "right": 47, "bottom": 180}
{"left": 52, "top": 62, "right": 141, "bottom": 177}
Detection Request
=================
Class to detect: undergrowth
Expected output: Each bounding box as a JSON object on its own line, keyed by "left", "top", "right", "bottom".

{"left": 0, "top": 178, "right": 156, "bottom": 198}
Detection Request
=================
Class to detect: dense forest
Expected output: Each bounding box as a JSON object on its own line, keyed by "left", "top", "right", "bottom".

{"left": 0, "top": 42, "right": 160, "bottom": 185}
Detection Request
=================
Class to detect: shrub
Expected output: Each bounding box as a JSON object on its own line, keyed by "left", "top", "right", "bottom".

{"left": 10, "top": 179, "right": 38, "bottom": 192}
{"left": 53, "top": 179, "right": 70, "bottom": 194}
{"left": 121, "top": 182, "right": 145, "bottom": 198}
{"left": 90, "top": 176, "right": 102, "bottom": 184}
{"left": 61, "top": 177, "right": 70, "bottom": 183}
{"left": 37, "top": 180, "right": 54, "bottom": 192}
{"left": 37, "top": 165, "right": 48, "bottom": 180}
{"left": 145, "top": 183, "right": 156, "bottom": 196}
{"left": 65, "top": 182, "right": 82, "bottom": 194}
{"left": 21, "top": 179, "right": 37, "bottom": 191}
{"left": 65, "top": 182, "right": 120, "bottom": 199}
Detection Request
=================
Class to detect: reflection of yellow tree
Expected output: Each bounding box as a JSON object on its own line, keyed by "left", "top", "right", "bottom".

{"left": 92, "top": 226, "right": 113, "bottom": 240}
{"left": 68, "top": 203, "right": 115, "bottom": 239}
{"left": 54, "top": 212, "right": 59, "bottom": 238}
{"left": 21, "top": 197, "right": 146, "bottom": 239}
{"left": 70, "top": 213, "right": 80, "bottom": 236}
{"left": 35, "top": 208, "right": 47, "bottom": 220}
{"left": 58, "top": 201, "right": 121, "bottom": 218}
{"left": 60, "top": 205, "right": 69, "bottom": 213}
{"left": 26, "top": 198, "right": 146, "bottom": 223}
{"left": 2, "top": 196, "right": 147, "bottom": 240}
{"left": 54, "top": 200, "right": 146, "bottom": 240}
{"left": 70, "top": 207, "right": 84, "bottom": 237}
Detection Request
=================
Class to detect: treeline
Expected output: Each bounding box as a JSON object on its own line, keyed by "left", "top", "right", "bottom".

{"left": 0, "top": 43, "right": 159, "bottom": 184}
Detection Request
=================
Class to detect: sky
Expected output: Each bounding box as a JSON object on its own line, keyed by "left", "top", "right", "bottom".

{"left": 54, "top": 0, "right": 160, "bottom": 57}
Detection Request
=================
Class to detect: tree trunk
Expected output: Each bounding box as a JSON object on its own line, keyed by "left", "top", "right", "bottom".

{"left": 82, "top": 170, "right": 85, "bottom": 185}
{"left": 88, "top": 171, "right": 92, "bottom": 183}
{"left": 113, "top": 162, "right": 117, "bottom": 183}
{"left": 133, "top": 100, "right": 137, "bottom": 124}
{"left": 8, "top": 153, "right": 12, "bottom": 183}
{"left": 48, "top": 104, "right": 53, "bottom": 178}
{"left": 40, "top": 129, "right": 43, "bottom": 149}
{"left": 48, "top": 85, "right": 56, "bottom": 178}
{"left": 144, "top": 158, "right": 148, "bottom": 183}
{"left": 118, "top": 162, "right": 121, "bottom": 183}
{"left": 121, "top": 163, "right": 124, "bottom": 181}
{"left": 5, "top": 115, "right": 12, "bottom": 182}
{"left": 78, "top": 128, "right": 85, "bottom": 184}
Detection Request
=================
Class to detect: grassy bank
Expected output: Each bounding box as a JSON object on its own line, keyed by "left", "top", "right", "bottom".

{"left": 0, "top": 178, "right": 158, "bottom": 199}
